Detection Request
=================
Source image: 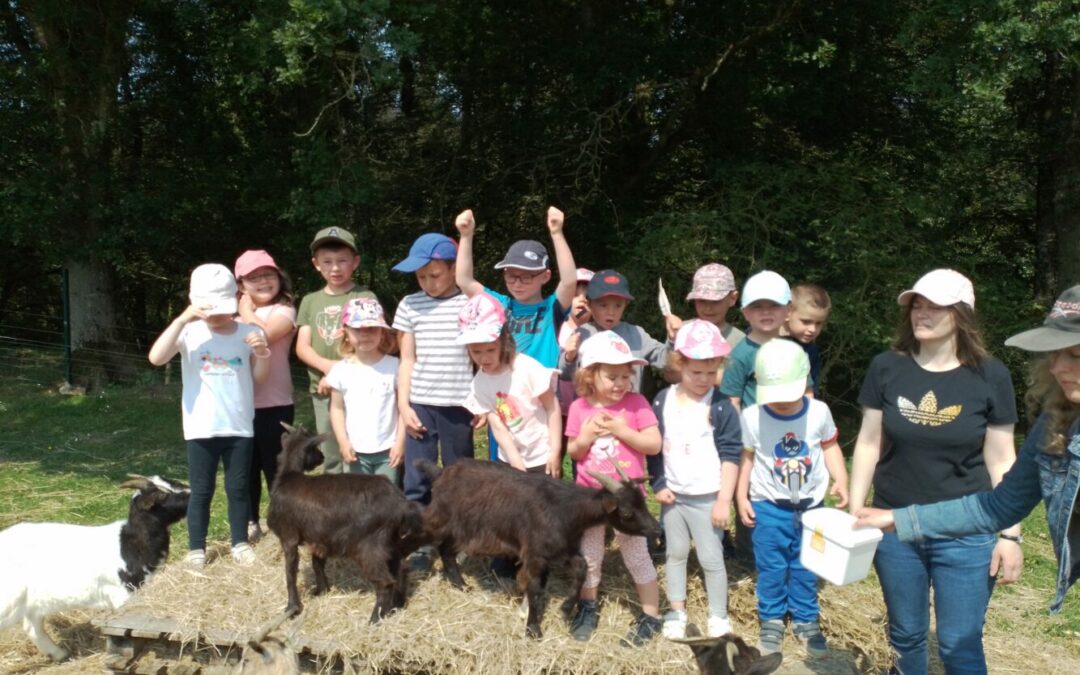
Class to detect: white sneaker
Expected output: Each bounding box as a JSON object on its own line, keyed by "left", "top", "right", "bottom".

{"left": 707, "top": 615, "right": 733, "bottom": 638}
{"left": 662, "top": 609, "right": 688, "bottom": 639}
{"left": 184, "top": 549, "right": 206, "bottom": 569}
{"left": 232, "top": 542, "right": 256, "bottom": 565}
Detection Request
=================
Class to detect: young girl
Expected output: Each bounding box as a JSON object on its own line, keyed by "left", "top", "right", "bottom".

{"left": 234, "top": 250, "right": 297, "bottom": 543}
{"left": 148, "top": 263, "right": 270, "bottom": 567}
{"left": 326, "top": 297, "right": 404, "bottom": 483}
{"left": 458, "top": 293, "right": 561, "bottom": 475}
{"left": 648, "top": 319, "right": 741, "bottom": 639}
{"left": 565, "top": 330, "right": 663, "bottom": 646}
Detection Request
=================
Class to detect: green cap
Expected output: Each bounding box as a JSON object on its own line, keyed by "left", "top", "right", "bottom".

{"left": 310, "top": 226, "right": 358, "bottom": 253}
{"left": 754, "top": 338, "right": 810, "bottom": 405}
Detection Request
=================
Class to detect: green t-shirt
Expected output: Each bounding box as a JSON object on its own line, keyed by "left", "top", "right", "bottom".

{"left": 295, "top": 285, "right": 376, "bottom": 391}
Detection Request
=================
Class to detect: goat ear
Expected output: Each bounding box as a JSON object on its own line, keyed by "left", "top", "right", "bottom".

{"left": 120, "top": 475, "right": 153, "bottom": 492}
{"left": 280, "top": 421, "right": 297, "bottom": 433}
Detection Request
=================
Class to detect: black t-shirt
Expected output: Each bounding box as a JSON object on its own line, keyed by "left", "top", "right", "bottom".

{"left": 858, "top": 351, "right": 1017, "bottom": 509}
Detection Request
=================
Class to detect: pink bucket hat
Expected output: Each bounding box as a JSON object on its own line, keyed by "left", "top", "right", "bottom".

{"left": 897, "top": 269, "right": 975, "bottom": 309}
{"left": 341, "top": 297, "right": 390, "bottom": 329}
{"left": 674, "top": 319, "right": 731, "bottom": 360}
{"left": 234, "top": 250, "right": 280, "bottom": 280}
{"left": 579, "top": 331, "right": 648, "bottom": 368}
{"left": 686, "top": 263, "right": 736, "bottom": 301}
{"left": 456, "top": 293, "right": 507, "bottom": 345}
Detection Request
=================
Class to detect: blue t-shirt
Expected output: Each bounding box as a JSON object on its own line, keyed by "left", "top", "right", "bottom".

{"left": 720, "top": 336, "right": 761, "bottom": 405}
{"left": 484, "top": 288, "right": 567, "bottom": 369}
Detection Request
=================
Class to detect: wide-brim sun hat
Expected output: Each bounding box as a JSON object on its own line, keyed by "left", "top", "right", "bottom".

{"left": 897, "top": 268, "right": 975, "bottom": 308}
{"left": 1004, "top": 285, "right": 1080, "bottom": 352}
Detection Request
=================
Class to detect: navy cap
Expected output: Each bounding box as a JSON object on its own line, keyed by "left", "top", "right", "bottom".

{"left": 494, "top": 240, "right": 550, "bottom": 271}
{"left": 392, "top": 233, "right": 458, "bottom": 273}
{"left": 587, "top": 270, "right": 633, "bottom": 301}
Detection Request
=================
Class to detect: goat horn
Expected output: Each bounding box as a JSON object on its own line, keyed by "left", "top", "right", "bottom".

{"left": 280, "top": 421, "right": 297, "bottom": 433}
{"left": 248, "top": 611, "right": 292, "bottom": 650}
{"left": 726, "top": 641, "right": 739, "bottom": 671}
{"left": 586, "top": 470, "right": 621, "bottom": 494}
{"left": 612, "top": 462, "right": 630, "bottom": 483}
{"left": 668, "top": 635, "right": 722, "bottom": 646}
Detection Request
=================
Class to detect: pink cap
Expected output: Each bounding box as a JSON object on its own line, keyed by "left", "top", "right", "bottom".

{"left": 579, "top": 331, "right": 648, "bottom": 368}
{"left": 341, "top": 297, "right": 390, "bottom": 329}
{"left": 576, "top": 268, "right": 595, "bottom": 283}
{"left": 234, "top": 250, "right": 280, "bottom": 280}
{"left": 456, "top": 293, "right": 507, "bottom": 344}
{"left": 674, "top": 319, "right": 731, "bottom": 360}
{"left": 686, "top": 263, "right": 736, "bottom": 301}
{"left": 897, "top": 269, "right": 975, "bottom": 309}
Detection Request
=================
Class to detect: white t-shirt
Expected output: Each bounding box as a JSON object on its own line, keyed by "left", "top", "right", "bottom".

{"left": 463, "top": 353, "right": 554, "bottom": 468}
{"left": 325, "top": 355, "right": 399, "bottom": 454}
{"left": 741, "top": 397, "right": 838, "bottom": 505}
{"left": 177, "top": 321, "right": 262, "bottom": 440}
{"left": 660, "top": 390, "right": 721, "bottom": 495}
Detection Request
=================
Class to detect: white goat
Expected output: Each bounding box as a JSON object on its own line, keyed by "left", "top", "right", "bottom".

{"left": 0, "top": 475, "right": 189, "bottom": 661}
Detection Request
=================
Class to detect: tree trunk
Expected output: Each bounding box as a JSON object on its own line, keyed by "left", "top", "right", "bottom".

{"left": 1055, "top": 66, "right": 1080, "bottom": 289}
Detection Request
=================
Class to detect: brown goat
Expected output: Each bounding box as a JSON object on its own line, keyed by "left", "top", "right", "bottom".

{"left": 267, "top": 424, "right": 424, "bottom": 623}
{"left": 672, "top": 624, "right": 784, "bottom": 675}
{"left": 415, "top": 458, "right": 661, "bottom": 638}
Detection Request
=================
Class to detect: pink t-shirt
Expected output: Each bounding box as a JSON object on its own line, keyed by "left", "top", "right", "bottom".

{"left": 565, "top": 393, "right": 658, "bottom": 490}
{"left": 247, "top": 303, "right": 297, "bottom": 409}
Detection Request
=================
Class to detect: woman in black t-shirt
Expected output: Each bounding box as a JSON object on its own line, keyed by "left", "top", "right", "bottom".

{"left": 848, "top": 269, "right": 1020, "bottom": 675}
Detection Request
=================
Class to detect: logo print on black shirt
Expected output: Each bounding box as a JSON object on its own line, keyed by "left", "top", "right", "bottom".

{"left": 898, "top": 391, "right": 962, "bottom": 427}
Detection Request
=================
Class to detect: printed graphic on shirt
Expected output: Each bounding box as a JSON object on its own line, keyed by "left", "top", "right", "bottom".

{"left": 198, "top": 350, "right": 242, "bottom": 375}
{"left": 506, "top": 309, "right": 545, "bottom": 337}
{"left": 494, "top": 392, "right": 525, "bottom": 432}
{"left": 585, "top": 435, "right": 633, "bottom": 475}
{"left": 773, "top": 431, "right": 811, "bottom": 495}
{"left": 898, "top": 390, "right": 962, "bottom": 427}
{"left": 315, "top": 306, "right": 346, "bottom": 346}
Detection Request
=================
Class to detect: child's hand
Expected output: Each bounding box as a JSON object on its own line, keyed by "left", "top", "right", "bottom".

{"left": 546, "top": 206, "right": 565, "bottom": 236}
{"left": 470, "top": 414, "right": 488, "bottom": 429}
{"left": 510, "top": 456, "right": 527, "bottom": 472}
{"left": 245, "top": 329, "right": 269, "bottom": 357}
{"left": 563, "top": 330, "right": 581, "bottom": 362}
{"left": 339, "top": 441, "right": 357, "bottom": 464}
{"left": 454, "top": 209, "right": 476, "bottom": 237}
{"left": 179, "top": 304, "right": 209, "bottom": 324}
{"left": 238, "top": 293, "right": 257, "bottom": 322}
{"left": 665, "top": 313, "right": 683, "bottom": 340}
{"left": 711, "top": 498, "right": 732, "bottom": 529}
{"left": 595, "top": 411, "right": 630, "bottom": 439}
{"left": 401, "top": 405, "right": 427, "bottom": 439}
{"left": 829, "top": 480, "right": 849, "bottom": 509}
{"left": 737, "top": 498, "right": 756, "bottom": 528}
{"left": 654, "top": 488, "right": 676, "bottom": 505}
{"left": 316, "top": 375, "right": 332, "bottom": 396}
{"left": 569, "top": 297, "right": 590, "bottom": 327}
{"left": 389, "top": 442, "right": 404, "bottom": 468}
{"left": 545, "top": 454, "right": 562, "bottom": 478}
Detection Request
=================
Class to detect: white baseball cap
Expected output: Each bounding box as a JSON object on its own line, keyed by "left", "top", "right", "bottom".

{"left": 754, "top": 338, "right": 810, "bottom": 405}
{"left": 189, "top": 264, "right": 238, "bottom": 316}
{"left": 897, "top": 269, "right": 975, "bottom": 309}
{"left": 579, "top": 331, "right": 647, "bottom": 368}
{"left": 741, "top": 271, "right": 792, "bottom": 308}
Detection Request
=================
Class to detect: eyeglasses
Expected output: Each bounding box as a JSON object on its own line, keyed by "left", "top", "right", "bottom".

{"left": 503, "top": 271, "right": 542, "bottom": 284}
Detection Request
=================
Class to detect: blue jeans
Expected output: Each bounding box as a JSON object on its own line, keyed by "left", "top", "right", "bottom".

{"left": 186, "top": 436, "right": 252, "bottom": 550}
{"left": 750, "top": 500, "right": 819, "bottom": 623}
{"left": 874, "top": 530, "right": 996, "bottom": 675}
{"left": 402, "top": 403, "right": 475, "bottom": 503}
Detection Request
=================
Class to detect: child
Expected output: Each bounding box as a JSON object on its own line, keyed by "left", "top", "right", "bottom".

{"left": 458, "top": 293, "right": 562, "bottom": 475}
{"left": 782, "top": 283, "right": 831, "bottom": 397}
{"left": 719, "top": 270, "right": 794, "bottom": 410}
{"left": 565, "top": 331, "right": 663, "bottom": 647}
{"left": 234, "top": 250, "right": 297, "bottom": 544}
{"left": 391, "top": 232, "right": 474, "bottom": 569}
{"left": 665, "top": 263, "right": 746, "bottom": 349}
{"left": 295, "top": 227, "right": 377, "bottom": 475}
{"left": 556, "top": 268, "right": 595, "bottom": 414}
{"left": 560, "top": 270, "right": 672, "bottom": 394}
{"left": 647, "top": 320, "right": 742, "bottom": 639}
{"left": 326, "top": 298, "right": 404, "bottom": 483}
{"left": 735, "top": 338, "right": 849, "bottom": 657}
{"left": 148, "top": 264, "right": 270, "bottom": 567}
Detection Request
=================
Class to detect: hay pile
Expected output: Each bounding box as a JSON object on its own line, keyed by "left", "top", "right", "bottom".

{"left": 105, "top": 532, "right": 891, "bottom": 674}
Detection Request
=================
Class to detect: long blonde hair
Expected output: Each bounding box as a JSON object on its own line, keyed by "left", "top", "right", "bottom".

{"left": 1024, "top": 356, "right": 1080, "bottom": 456}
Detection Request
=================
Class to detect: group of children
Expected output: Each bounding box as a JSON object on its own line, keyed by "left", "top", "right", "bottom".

{"left": 150, "top": 208, "right": 848, "bottom": 655}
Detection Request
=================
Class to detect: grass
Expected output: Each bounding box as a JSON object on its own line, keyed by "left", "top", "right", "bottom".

{"left": 2, "top": 346, "right": 1079, "bottom": 666}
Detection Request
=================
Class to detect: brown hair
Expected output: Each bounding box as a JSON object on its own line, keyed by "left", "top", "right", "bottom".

{"left": 239, "top": 268, "right": 295, "bottom": 308}
{"left": 467, "top": 328, "right": 517, "bottom": 368}
{"left": 893, "top": 301, "right": 988, "bottom": 367}
{"left": 338, "top": 326, "right": 397, "bottom": 358}
{"left": 1024, "top": 355, "right": 1080, "bottom": 456}
{"left": 668, "top": 351, "right": 725, "bottom": 372}
{"left": 792, "top": 283, "right": 831, "bottom": 312}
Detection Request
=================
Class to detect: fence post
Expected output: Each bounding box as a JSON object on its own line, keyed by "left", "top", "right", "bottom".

{"left": 61, "top": 267, "right": 72, "bottom": 386}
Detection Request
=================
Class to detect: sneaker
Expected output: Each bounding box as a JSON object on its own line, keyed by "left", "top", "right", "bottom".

{"left": 662, "top": 609, "right": 688, "bottom": 639}
{"left": 707, "top": 615, "right": 733, "bottom": 638}
{"left": 621, "top": 613, "right": 663, "bottom": 648}
{"left": 793, "top": 621, "right": 828, "bottom": 657}
{"left": 232, "top": 542, "right": 256, "bottom": 565}
{"left": 247, "top": 521, "right": 263, "bottom": 544}
{"left": 184, "top": 549, "right": 206, "bottom": 569}
{"left": 570, "top": 600, "right": 599, "bottom": 641}
{"left": 409, "top": 546, "right": 434, "bottom": 573}
{"left": 757, "top": 619, "right": 785, "bottom": 655}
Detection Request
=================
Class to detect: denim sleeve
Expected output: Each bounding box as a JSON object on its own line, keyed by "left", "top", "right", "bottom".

{"left": 895, "top": 417, "right": 1046, "bottom": 542}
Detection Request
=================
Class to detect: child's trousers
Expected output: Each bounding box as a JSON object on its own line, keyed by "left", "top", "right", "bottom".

{"left": 402, "top": 403, "right": 474, "bottom": 504}
{"left": 750, "top": 500, "right": 819, "bottom": 623}
{"left": 662, "top": 493, "right": 729, "bottom": 618}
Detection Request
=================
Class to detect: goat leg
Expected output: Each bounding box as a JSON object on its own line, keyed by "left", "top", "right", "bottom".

{"left": 523, "top": 562, "right": 547, "bottom": 639}
{"left": 391, "top": 554, "right": 408, "bottom": 610}
{"left": 437, "top": 541, "right": 466, "bottom": 588}
{"left": 282, "top": 544, "right": 303, "bottom": 617}
{"left": 370, "top": 581, "right": 396, "bottom": 624}
{"left": 24, "top": 614, "right": 69, "bottom": 662}
{"left": 560, "top": 554, "right": 587, "bottom": 622}
{"left": 311, "top": 554, "right": 329, "bottom": 596}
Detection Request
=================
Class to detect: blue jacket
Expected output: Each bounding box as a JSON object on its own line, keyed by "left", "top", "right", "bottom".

{"left": 647, "top": 386, "right": 743, "bottom": 494}
{"left": 894, "top": 413, "right": 1080, "bottom": 613}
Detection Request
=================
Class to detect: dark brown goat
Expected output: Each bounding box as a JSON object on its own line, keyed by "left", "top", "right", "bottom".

{"left": 267, "top": 424, "right": 424, "bottom": 623}
{"left": 672, "top": 624, "right": 783, "bottom": 675}
{"left": 416, "top": 458, "right": 661, "bottom": 638}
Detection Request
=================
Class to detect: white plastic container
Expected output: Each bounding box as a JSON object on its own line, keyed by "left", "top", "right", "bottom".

{"left": 799, "top": 507, "right": 883, "bottom": 585}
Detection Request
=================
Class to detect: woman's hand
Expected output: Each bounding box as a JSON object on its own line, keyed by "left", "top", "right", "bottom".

{"left": 853, "top": 507, "right": 896, "bottom": 531}
{"left": 990, "top": 538, "right": 1023, "bottom": 585}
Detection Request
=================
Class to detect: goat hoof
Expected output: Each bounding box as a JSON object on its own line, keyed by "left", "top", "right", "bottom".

{"left": 46, "top": 648, "right": 70, "bottom": 662}
{"left": 285, "top": 603, "right": 302, "bottom": 617}
{"left": 525, "top": 624, "right": 543, "bottom": 639}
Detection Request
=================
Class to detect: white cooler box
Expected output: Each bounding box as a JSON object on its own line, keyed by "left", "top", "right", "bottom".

{"left": 800, "top": 507, "right": 883, "bottom": 585}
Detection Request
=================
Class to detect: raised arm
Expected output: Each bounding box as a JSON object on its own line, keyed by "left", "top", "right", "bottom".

{"left": 546, "top": 206, "right": 577, "bottom": 311}
{"left": 148, "top": 305, "right": 203, "bottom": 366}
{"left": 453, "top": 209, "right": 484, "bottom": 297}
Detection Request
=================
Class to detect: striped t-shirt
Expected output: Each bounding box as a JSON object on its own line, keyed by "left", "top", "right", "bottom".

{"left": 392, "top": 290, "right": 472, "bottom": 407}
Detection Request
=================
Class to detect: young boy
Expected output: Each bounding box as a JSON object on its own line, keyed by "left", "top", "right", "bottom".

{"left": 783, "top": 283, "right": 831, "bottom": 397}
{"left": 719, "top": 270, "right": 793, "bottom": 410}
{"left": 559, "top": 270, "right": 672, "bottom": 393}
{"left": 665, "top": 263, "right": 746, "bottom": 349}
{"left": 735, "top": 338, "right": 848, "bottom": 657}
{"left": 295, "top": 227, "right": 376, "bottom": 475}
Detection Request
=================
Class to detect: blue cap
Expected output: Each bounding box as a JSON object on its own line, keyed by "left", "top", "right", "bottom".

{"left": 392, "top": 233, "right": 458, "bottom": 273}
